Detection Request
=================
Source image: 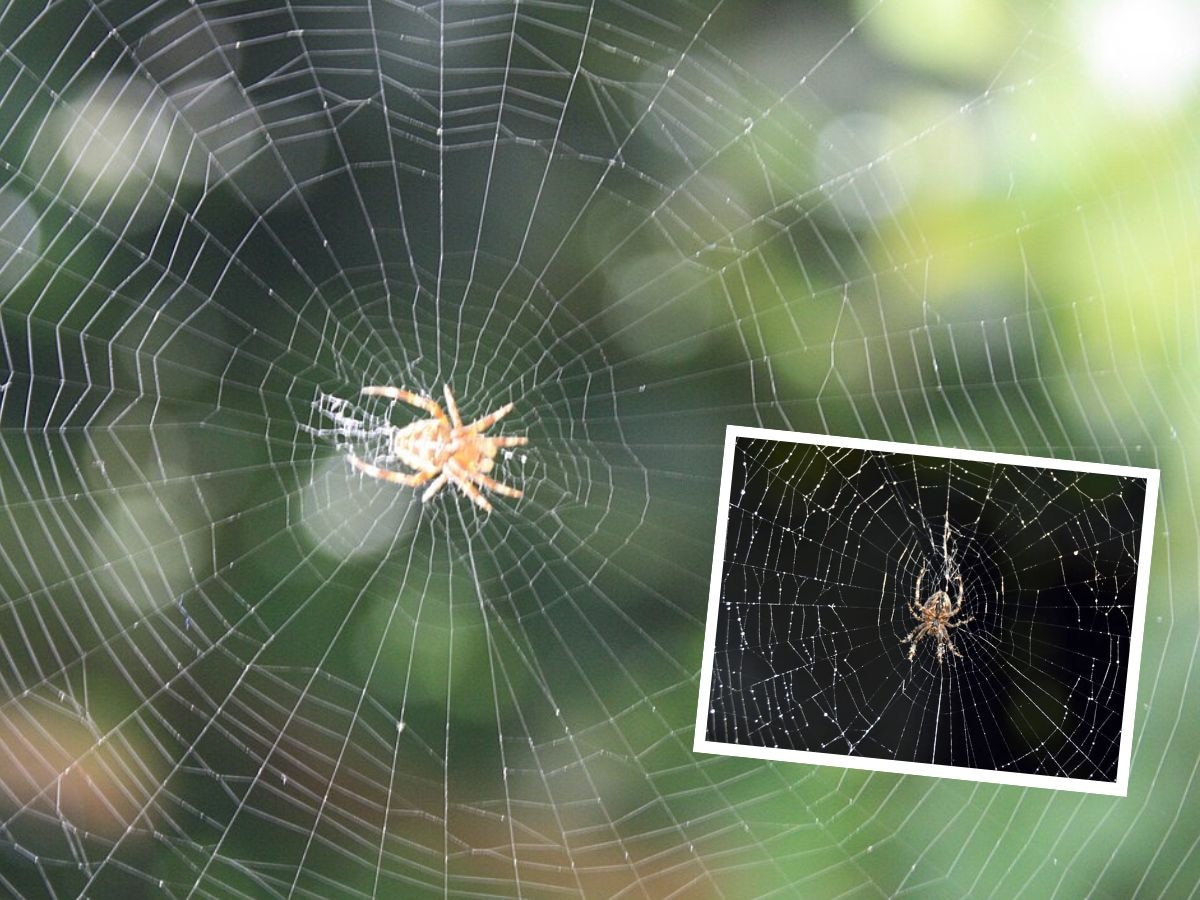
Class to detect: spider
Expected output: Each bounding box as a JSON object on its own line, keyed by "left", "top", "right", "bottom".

{"left": 347, "top": 384, "right": 528, "bottom": 513}
{"left": 901, "top": 566, "right": 974, "bottom": 663}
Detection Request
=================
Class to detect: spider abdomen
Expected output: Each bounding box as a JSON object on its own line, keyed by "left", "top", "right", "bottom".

{"left": 355, "top": 384, "right": 527, "bottom": 513}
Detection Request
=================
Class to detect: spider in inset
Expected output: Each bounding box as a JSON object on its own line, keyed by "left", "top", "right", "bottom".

{"left": 901, "top": 566, "right": 974, "bottom": 663}
{"left": 348, "top": 384, "right": 528, "bottom": 513}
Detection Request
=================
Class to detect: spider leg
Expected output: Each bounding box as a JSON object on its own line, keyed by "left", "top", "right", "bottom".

{"left": 947, "top": 639, "right": 963, "bottom": 659}
{"left": 394, "top": 446, "right": 441, "bottom": 475}
{"left": 361, "top": 386, "right": 448, "bottom": 424}
{"left": 421, "top": 472, "right": 449, "bottom": 503}
{"left": 348, "top": 454, "right": 435, "bottom": 487}
{"left": 950, "top": 574, "right": 966, "bottom": 615}
{"left": 442, "top": 385, "right": 464, "bottom": 429}
{"left": 452, "top": 472, "right": 494, "bottom": 512}
{"left": 914, "top": 564, "right": 926, "bottom": 608}
{"left": 467, "top": 469, "right": 523, "bottom": 499}
{"left": 489, "top": 435, "right": 529, "bottom": 448}
{"left": 946, "top": 615, "right": 974, "bottom": 629}
{"left": 465, "top": 402, "right": 514, "bottom": 433}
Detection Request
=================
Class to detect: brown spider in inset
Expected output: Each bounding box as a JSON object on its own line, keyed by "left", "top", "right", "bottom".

{"left": 348, "top": 384, "right": 528, "bottom": 513}
{"left": 901, "top": 566, "right": 974, "bottom": 663}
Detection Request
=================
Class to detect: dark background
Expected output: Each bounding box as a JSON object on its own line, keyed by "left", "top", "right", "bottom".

{"left": 707, "top": 437, "right": 1149, "bottom": 782}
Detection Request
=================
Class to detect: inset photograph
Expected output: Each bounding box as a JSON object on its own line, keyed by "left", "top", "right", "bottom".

{"left": 695, "top": 428, "right": 1159, "bottom": 795}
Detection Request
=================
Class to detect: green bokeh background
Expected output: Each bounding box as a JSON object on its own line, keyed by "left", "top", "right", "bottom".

{"left": 0, "top": 0, "right": 1196, "bottom": 896}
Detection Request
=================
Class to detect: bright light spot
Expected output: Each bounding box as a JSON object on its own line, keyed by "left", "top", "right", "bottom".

{"left": 887, "top": 92, "right": 986, "bottom": 204}
{"left": 1082, "top": 0, "right": 1200, "bottom": 113}
{"left": 48, "top": 75, "right": 180, "bottom": 232}
{"left": 0, "top": 700, "right": 165, "bottom": 841}
{"left": 815, "top": 113, "right": 907, "bottom": 227}
{"left": 86, "top": 447, "right": 211, "bottom": 615}
{"left": 59, "top": 79, "right": 174, "bottom": 187}
{"left": 0, "top": 187, "right": 42, "bottom": 293}
{"left": 300, "top": 453, "right": 419, "bottom": 560}
{"left": 855, "top": 0, "right": 1012, "bottom": 77}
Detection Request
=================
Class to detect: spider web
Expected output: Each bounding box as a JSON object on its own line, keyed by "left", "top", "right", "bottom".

{"left": 704, "top": 435, "right": 1151, "bottom": 787}
{"left": 0, "top": 0, "right": 1195, "bottom": 897}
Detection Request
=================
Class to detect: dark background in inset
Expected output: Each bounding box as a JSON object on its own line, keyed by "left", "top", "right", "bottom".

{"left": 706, "top": 436, "right": 1149, "bottom": 782}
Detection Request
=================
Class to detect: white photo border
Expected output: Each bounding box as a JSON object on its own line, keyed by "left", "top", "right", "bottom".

{"left": 693, "top": 425, "right": 1161, "bottom": 796}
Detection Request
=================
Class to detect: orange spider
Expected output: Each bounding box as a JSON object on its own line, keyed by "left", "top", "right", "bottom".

{"left": 348, "top": 384, "right": 528, "bottom": 513}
